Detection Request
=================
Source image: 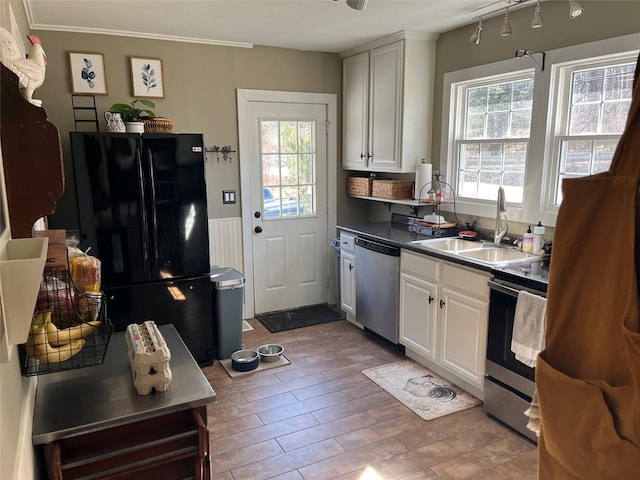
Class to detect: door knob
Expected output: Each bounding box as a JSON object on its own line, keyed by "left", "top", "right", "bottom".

{"left": 254, "top": 211, "right": 261, "bottom": 218}
{"left": 254, "top": 226, "right": 263, "bottom": 233}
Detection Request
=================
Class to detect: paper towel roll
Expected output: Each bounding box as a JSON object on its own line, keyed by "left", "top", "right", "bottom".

{"left": 414, "top": 161, "right": 432, "bottom": 199}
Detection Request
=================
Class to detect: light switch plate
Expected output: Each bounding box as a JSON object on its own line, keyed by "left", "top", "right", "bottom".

{"left": 222, "top": 190, "right": 236, "bottom": 204}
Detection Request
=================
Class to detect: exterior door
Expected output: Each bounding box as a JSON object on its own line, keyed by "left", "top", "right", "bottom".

{"left": 246, "top": 101, "right": 328, "bottom": 314}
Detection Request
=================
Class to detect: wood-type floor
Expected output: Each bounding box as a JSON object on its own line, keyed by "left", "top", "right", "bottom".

{"left": 202, "top": 318, "right": 537, "bottom": 480}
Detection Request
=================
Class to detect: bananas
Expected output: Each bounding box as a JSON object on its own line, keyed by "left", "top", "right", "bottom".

{"left": 24, "top": 311, "right": 92, "bottom": 363}
{"left": 46, "top": 319, "right": 101, "bottom": 347}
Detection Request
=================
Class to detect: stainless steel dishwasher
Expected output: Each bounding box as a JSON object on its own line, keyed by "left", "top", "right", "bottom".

{"left": 355, "top": 237, "right": 401, "bottom": 344}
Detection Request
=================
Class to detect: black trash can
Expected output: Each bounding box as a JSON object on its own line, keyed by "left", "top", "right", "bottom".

{"left": 210, "top": 267, "right": 245, "bottom": 360}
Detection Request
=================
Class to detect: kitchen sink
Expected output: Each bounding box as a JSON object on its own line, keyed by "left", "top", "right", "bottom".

{"left": 410, "top": 237, "right": 482, "bottom": 252}
{"left": 457, "top": 247, "right": 539, "bottom": 265}
{"left": 410, "top": 236, "right": 543, "bottom": 266}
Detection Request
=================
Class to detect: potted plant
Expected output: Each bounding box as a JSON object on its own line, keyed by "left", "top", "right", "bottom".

{"left": 108, "top": 99, "right": 155, "bottom": 133}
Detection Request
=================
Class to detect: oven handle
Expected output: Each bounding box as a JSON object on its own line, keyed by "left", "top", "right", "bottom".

{"left": 488, "top": 279, "right": 521, "bottom": 297}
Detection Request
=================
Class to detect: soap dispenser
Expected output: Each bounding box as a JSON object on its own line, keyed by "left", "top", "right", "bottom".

{"left": 522, "top": 226, "right": 533, "bottom": 253}
{"left": 533, "top": 221, "right": 545, "bottom": 254}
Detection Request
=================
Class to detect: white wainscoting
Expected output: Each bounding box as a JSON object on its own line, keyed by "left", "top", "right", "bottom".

{"left": 208, "top": 217, "right": 244, "bottom": 273}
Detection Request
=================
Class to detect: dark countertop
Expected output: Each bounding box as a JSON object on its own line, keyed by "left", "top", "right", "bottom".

{"left": 338, "top": 220, "right": 549, "bottom": 290}
{"left": 32, "top": 324, "right": 216, "bottom": 445}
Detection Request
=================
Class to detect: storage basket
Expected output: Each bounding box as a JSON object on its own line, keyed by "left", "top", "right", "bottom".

{"left": 21, "top": 269, "right": 112, "bottom": 376}
{"left": 347, "top": 176, "right": 373, "bottom": 196}
{"left": 371, "top": 179, "right": 414, "bottom": 200}
{"left": 142, "top": 117, "right": 175, "bottom": 133}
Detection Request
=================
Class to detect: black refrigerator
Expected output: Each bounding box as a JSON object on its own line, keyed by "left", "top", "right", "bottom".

{"left": 70, "top": 132, "right": 214, "bottom": 365}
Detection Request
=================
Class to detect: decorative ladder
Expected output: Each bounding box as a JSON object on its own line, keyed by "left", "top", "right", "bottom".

{"left": 71, "top": 94, "right": 99, "bottom": 132}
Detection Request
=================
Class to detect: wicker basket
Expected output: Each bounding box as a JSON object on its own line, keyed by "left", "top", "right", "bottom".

{"left": 142, "top": 117, "right": 175, "bottom": 133}
{"left": 371, "top": 180, "right": 414, "bottom": 200}
{"left": 347, "top": 176, "right": 373, "bottom": 196}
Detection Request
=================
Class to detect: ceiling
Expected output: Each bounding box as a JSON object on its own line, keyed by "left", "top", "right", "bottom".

{"left": 23, "top": 0, "right": 536, "bottom": 53}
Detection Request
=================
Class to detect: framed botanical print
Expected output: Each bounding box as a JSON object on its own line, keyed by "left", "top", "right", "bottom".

{"left": 129, "top": 56, "right": 165, "bottom": 98}
{"left": 68, "top": 51, "right": 108, "bottom": 95}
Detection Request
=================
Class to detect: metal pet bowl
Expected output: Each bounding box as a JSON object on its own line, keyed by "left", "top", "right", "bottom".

{"left": 257, "top": 344, "right": 284, "bottom": 363}
{"left": 231, "top": 349, "right": 259, "bottom": 372}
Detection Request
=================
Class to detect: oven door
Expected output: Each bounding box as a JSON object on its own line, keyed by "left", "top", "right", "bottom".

{"left": 486, "top": 279, "right": 543, "bottom": 397}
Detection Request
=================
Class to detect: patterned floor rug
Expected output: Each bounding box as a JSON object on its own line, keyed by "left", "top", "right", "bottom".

{"left": 362, "top": 360, "right": 481, "bottom": 421}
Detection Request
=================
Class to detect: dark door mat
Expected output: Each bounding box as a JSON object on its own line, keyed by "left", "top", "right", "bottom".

{"left": 256, "top": 304, "right": 346, "bottom": 333}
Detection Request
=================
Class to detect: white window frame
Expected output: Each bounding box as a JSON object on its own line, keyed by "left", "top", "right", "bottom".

{"left": 440, "top": 33, "right": 640, "bottom": 227}
{"left": 544, "top": 51, "right": 638, "bottom": 211}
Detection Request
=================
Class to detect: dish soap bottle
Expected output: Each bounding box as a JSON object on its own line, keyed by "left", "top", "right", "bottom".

{"left": 533, "top": 222, "right": 545, "bottom": 254}
{"left": 522, "top": 226, "right": 533, "bottom": 253}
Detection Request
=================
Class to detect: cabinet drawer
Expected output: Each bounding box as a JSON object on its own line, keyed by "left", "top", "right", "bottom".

{"left": 442, "top": 263, "right": 489, "bottom": 299}
{"left": 340, "top": 232, "right": 356, "bottom": 253}
{"left": 401, "top": 250, "right": 440, "bottom": 281}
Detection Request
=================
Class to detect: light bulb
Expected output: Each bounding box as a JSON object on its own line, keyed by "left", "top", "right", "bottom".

{"left": 531, "top": 1, "right": 543, "bottom": 28}
{"left": 569, "top": 0, "right": 583, "bottom": 18}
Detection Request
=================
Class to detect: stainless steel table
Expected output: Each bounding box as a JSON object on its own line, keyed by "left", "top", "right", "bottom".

{"left": 32, "top": 324, "right": 216, "bottom": 445}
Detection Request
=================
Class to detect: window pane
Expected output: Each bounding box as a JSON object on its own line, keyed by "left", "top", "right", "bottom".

{"left": 569, "top": 104, "right": 600, "bottom": 134}
{"left": 281, "top": 154, "right": 298, "bottom": 185}
{"left": 298, "top": 122, "right": 314, "bottom": 152}
{"left": 561, "top": 140, "right": 592, "bottom": 175}
{"left": 260, "top": 119, "right": 316, "bottom": 219}
{"left": 486, "top": 112, "right": 509, "bottom": 138}
{"left": 262, "top": 154, "right": 279, "bottom": 186}
{"left": 261, "top": 121, "right": 279, "bottom": 153}
{"left": 460, "top": 144, "right": 480, "bottom": 170}
{"left": 603, "top": 64, "right": 634, "bottom": 101}
{"left": 480, "top": 143, "right": 503, "bottom": 171}
{"left": 465, "top": 115, "right": 485, "bottom": 139}
{"left": 280, "top": 121, "right": 297, "bottom": 153}
{"left": 504, "top": 143, "right": 527, "bottom": 172}
{"left": 299, "top": 154, "right": 314, "bottom": 184}
{"left": 511, "top": 111, "right": 531, "bottom": 137}
{"left": 512, "top": 79, "right": 534, "bottom": 110}
{"left": 458, "top": 171, "right": 478, "bottom": 197}
{"left": 467, "top": 87, "right": 487, "bottom": 115}
{"left": 593, "top": 140, "right": 617, "bottom": 173}
{"left": 487, "top": 83, "right": 511, "bottom": 112}
{"left": 572, "top": 69, "right": 603, "bottom": 104}
{"left": 601, "top": 101, "right": 630, "bottom": 133}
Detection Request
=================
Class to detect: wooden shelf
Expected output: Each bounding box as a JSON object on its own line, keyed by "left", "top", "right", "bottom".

{"left": 350, "top": 195, "right": 453, "bottom": 207}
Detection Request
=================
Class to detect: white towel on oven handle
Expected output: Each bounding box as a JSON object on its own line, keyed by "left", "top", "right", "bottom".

{"left": 511, "top": 290, "right": 547, "bottom": 367}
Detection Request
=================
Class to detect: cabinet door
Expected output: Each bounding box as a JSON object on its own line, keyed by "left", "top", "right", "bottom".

{"left": 438, "top": 286, "right": 488, "bottom": 389}
{"left": 368, "top": 40, "right": 403, "bottom": 171}
{"left": 340, "top": 250, "right": 356, "bottom": 316}
{"left": 342, "top": 52, "right": 369, "bottom": 170}
{"left": 399, "top": 271, "right": 437, "bottom": 360}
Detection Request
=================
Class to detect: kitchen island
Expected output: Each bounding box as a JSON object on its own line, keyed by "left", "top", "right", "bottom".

{"left": 32, "top": 324, "right": 216, "bottom": 479}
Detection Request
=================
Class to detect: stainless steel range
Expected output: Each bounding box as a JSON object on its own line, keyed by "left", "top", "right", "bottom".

{"left": 484, "top": 259, "right": 548, "bottom": 443}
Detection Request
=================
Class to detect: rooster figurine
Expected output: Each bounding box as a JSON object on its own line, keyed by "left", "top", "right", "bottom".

{"left": 0, "top": 28, "right": 47, "bottom": 103}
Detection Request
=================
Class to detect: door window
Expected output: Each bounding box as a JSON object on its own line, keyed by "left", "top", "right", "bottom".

{"left": 260, "top": 120, "right": 316, "bottom": 219}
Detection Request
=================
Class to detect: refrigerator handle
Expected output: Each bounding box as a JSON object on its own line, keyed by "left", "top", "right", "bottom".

{"left": 137, "top": 149, "right": 152, "bottom": 277}
{"left": 146, "top": 148, "right": 160, "bottom": 272}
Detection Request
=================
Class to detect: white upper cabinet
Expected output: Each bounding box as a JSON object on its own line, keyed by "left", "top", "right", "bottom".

{"left": 341, "top": 32, "right": 437, "bottom": 173}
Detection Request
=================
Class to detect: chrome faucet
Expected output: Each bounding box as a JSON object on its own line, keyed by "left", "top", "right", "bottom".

{"left": 494, "top": 186, "right": 508, "bottom": 245}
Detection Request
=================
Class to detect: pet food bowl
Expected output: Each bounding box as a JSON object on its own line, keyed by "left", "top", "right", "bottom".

{"left": 257, "top": 344, "right": 284, "bottom": 363}
{"left": 231, "top": 349, "right": 259, "bottom": 372}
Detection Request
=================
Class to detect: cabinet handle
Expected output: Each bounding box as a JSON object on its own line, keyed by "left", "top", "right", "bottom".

{"left": 360, "top": 153, "right": 366, "bottom": 160}
{"left": 349, "top": 263, "right": 354, "bottom": 271}
{"left": 439, "top": 299, "right": 445, "bottom": 308}
{"left": 428, "top": 295, "right": 434, "bottom": 304}
{"left": 367, "top": 153, "right": 372, "bottom": 159}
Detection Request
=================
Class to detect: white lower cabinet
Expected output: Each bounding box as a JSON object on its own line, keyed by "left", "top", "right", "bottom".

{"left": 339, "top": 232, "right": 360, "bottom": 327}
{"left": 399, "top": 250, "right": 489, "bottom": 399}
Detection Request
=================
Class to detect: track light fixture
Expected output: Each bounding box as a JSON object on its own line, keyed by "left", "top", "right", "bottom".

{"left": 469, "top": 18, "right": 483, "bottom": 45}
{"left": 346, "top": 0, "right": 368, "bottom": 10}
{"left": 531, "top": 0, "right": 543, "bottom": 28}
{"left": 569, "top": 0, "right": 583, "bottom": 18}
{"left": 501, "top": 7, "right": 512, "bottom": 37}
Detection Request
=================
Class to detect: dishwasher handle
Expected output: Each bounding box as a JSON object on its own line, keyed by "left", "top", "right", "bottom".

{"left": 355, "top": 237, "right": 401, "bottom": 256}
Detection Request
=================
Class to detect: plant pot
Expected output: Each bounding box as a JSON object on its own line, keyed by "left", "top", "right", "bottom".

{"left": 125, "top": 121, "right": 144, "bottom": 134}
